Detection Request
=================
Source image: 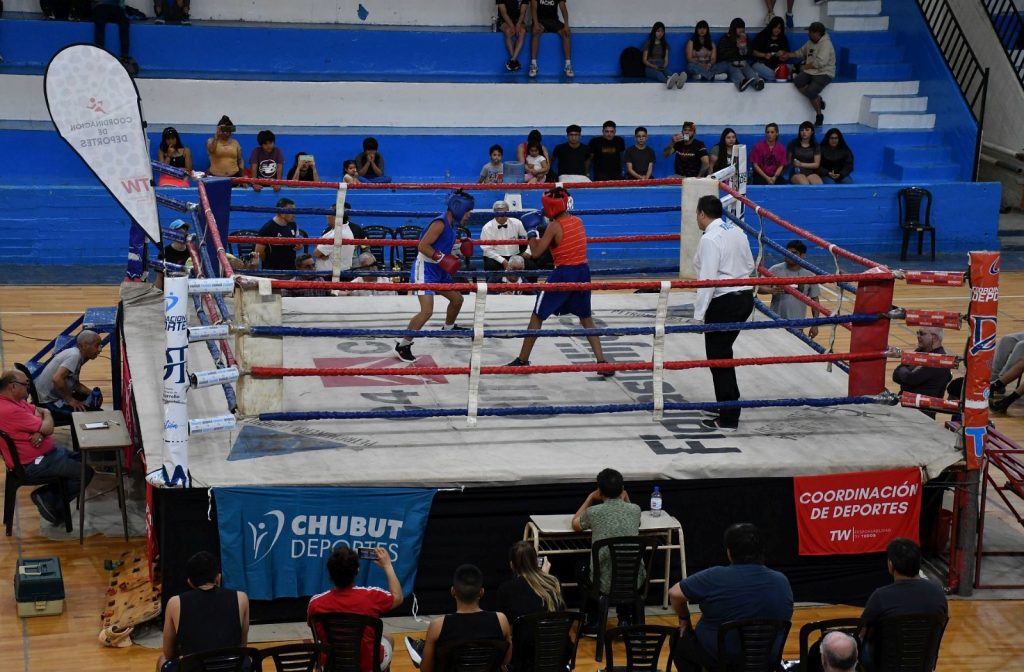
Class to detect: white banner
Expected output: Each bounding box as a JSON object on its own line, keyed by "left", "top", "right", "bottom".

{"left": 44, "top": 45, "right": 161, "bottom": 244}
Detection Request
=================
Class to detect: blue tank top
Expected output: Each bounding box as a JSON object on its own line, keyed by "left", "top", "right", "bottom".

{"left": 421, "top": 214, "right": 456, "bottom": 262}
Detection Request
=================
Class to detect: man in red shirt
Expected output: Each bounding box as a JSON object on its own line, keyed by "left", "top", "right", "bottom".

{"left": 308, "top": 546, "right": 404, "bottom": 671}
{"left": 0, "top": 369, "right": 92, "bottom": 526}
{"left": 506, "top": 187, "right": 612, "bottom": 376}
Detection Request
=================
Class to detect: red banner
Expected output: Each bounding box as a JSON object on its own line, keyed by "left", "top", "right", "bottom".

{"left": 962, "top": 251, "right": 1000, "bottom": 470}
{"left": 794, "top": 467, "right": 921, "bottom": 555}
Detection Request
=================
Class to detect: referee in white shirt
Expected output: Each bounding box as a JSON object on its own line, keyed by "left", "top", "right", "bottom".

{"left": 693, "top": 195, "right": 755, "bottom": 431}
{"left": 480, "top": 200, "right": 529, "bottom": 279}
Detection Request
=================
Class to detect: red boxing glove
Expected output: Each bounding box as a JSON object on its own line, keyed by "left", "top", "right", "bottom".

{"left": 433, "top": 251, "right": 462, "bottom": 276}
{"left": 459, "top": 237, "right": 475, "bottom": 259}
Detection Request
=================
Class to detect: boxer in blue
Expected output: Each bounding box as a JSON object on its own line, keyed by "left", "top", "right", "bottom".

{"left": 395, "top": 190, "right": 475, "bottom": 362}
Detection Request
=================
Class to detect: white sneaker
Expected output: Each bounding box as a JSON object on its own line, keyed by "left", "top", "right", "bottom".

{"left": 676, "top": 72, "right": 687, "bottom": 89}
{"left": 714, "top": 72, "right": 729, "bottom": 82}
{"left": 405, "top": 637, "right": 425, "bottom": 668}
{"left": 564, "top": 63, "right": 574, "bottom": 78}
{"left": 666, "top": 73, "right": 679, "bottom": 89}
{"left": 766, "top": 11, "right": 775, "bottom": 23}
{"left": 528, "top": 62, "right": 538, "bottom": 78}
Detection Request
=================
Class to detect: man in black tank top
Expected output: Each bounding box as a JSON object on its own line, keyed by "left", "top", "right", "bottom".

{"left": 158, "top": 551, "right": 250, "bottom": 671}
{"left": 407, "top": 564, "right": 511, "bottom": 672}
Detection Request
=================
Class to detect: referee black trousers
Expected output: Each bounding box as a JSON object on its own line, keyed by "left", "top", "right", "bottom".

{"left": 704, "top": 290, "right": 754, "bottom": 426}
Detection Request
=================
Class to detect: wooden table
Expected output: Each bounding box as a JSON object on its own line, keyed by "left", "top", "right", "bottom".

{"left": 71, "top": 410, "right": 130, "bottom": 544}
{"left": 522, "top": 511, "right": 686, "bottom": 608}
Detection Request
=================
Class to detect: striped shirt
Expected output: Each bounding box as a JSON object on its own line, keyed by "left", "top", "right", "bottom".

{"left": 551, "top": 215, "right": 588, "bottom": 266}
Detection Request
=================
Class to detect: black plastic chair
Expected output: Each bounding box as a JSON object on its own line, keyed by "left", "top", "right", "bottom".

{"left": 230, "top": 229, "right": 261, "bottom": 265}
{"left": 511, "top": 611, "right": 581, "bottom": 672}
{"left": 358, "top": 224, "right": 394, "bottom": 270}
{"left": 872, "top": 612, "right": 948, "bottom": 672}
{"left": 586, "top": 536, "right": 656, "bottom": 662}
{"left": 177, "top": 645, "right": 260, "bottom": 672}
{"left": 897, "top": 187, "right": 934, "bottom": 261}
{"left": 2, "top": 429, "right": 73, "bottom": 536}
{"left": 715, "top": 618, "right": 791, "bottom": 672}
{"left": 310, "top": 612, "right": 384, "bottom": 672}
{"left": 603, "top": 624, "right": 678, "bottom": 672}
{"left": 434, "top": 638, "right": 509, "bottom": 672}
{"left": 258, "top": 642, "right": 324, "bottom": 672}
{"left": 394, "top": 225, "right": 425, "bottom": 272}
{"left": 798, "top": 618, "right": 860, "bottom": 672}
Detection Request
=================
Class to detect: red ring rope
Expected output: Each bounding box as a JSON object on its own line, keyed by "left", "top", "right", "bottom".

{"left": 231, "top": 177, "right": 683, "bottom": 190}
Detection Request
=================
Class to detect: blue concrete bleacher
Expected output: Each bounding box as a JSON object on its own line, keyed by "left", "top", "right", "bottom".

{"left": 0, "top": 0, "right": 1002, "bottom": 271}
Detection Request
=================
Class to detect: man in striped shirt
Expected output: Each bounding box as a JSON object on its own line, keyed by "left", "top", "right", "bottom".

{"left": 506, "top": 187, "right": 613, "bottom": 377}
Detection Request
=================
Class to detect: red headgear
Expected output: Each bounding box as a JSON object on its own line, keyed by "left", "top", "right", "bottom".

{"left": 541, "top": 187, "right": 571, "bottom": 219}
{"left": 774, "top": 64, "right": 790, "bottom": 82}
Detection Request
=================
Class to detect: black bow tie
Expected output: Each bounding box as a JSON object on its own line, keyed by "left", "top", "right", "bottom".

{"left": 497, "top": 224, "right": 508, "bottom": 229}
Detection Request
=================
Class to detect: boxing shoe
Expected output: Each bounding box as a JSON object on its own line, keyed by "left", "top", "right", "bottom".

{"left": 394, "top": 342, "right": 416, "bottom": 363}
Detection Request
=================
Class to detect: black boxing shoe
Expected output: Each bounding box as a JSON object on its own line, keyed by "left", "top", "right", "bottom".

{"left": 506, "top": 357, "right": 530, "bottom": 367}
{"left": 595, "top": 360, "right": 615, "bottom": 378}
{"left": 395, "top": 342, "right": 416, "bottom": 362}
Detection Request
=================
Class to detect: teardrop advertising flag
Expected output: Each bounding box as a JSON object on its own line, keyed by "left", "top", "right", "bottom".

{"left": 44, "top": 44, "right": 161, "bottom": 244}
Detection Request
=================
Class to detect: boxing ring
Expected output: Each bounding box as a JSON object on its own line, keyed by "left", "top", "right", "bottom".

{"left": 129, "top": 166, "right": 997, "bottom": 616}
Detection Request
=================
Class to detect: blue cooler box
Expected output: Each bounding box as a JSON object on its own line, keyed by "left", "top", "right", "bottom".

{"left": 14, "top": 557, "right": 65, "bottom": 617}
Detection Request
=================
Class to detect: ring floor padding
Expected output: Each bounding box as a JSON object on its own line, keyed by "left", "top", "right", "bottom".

{"left": 121, "top": 284, "right": 961, "bottom": 488}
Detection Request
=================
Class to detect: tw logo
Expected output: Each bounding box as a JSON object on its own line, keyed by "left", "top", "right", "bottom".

{"left": 121, "top": 178, "right": 152, "bottom": 194}
{"left": 248, "top": 510, "right": 286, "bottom": 562}
{"left": 829, "top": 529, "right": 852, "bottom": 542}
{"left": 968, "top": 315, "right": 997, "bottom": 357}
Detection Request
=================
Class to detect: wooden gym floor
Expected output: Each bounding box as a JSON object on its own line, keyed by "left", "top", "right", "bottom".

{"left": 1, "top": 279, "right": 1023, "bottom": 671}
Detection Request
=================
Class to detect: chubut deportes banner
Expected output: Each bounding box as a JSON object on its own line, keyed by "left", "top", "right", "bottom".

{"left": 215, "top": 486, "right": 437, "bottom": 601}
{"left": 44, "top": 44, "right": 161, "bottom": 244}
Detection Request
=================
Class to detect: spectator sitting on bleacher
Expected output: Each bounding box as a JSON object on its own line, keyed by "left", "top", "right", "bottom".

{"left": 643, "top": 21, "right": 685, "bottom": 89}
{"left": 343, "top": 160, "right": 359, "bottom": 184}
{"left": 35, "top": 330, "right": 104, "bottom": 425}
{"left": 751, "top": 16, "right": 790, "bottom": 83}
{"left": 525, "top": 142, "right": 549, "bottom": 183}
{"left": 308, "top": 546, "right": 404, "bottom": 672}
{"left": 405, "top": 564, "right": 512, "bottom": 672}
{"left": 551, "top": 125, "right": 590, "bottom": 181}
{"left": 818, "top": 128, "right": 854, "bottom": 184}
{"left": 481, "top": 200, "right": 528, "bottom": 276}
{"left": 686, "top": 20, "right": 729, "bottom": 82}
{"left": 314, "top": 203, "right": 355, "bottom": 274}
{"left": 351, "top": 253, "right": 396, "bottom": 295}
{"left": 709, "top": 128, "right": 738, "bottom": 174}
{"left": 528, "top": 0, "right": 574, "bottom": 79}
{"left": 356, "top": 137, "right": 391, "bottom": 183}
{"left": 624, "top": 126, "right": 656, "bottom": 180}
{"left": 787, "top": 121, "right": 823, "bottom": 185}
{"left": 480, "top": 144, "right": 505, "bottom": 184}
{"left": 718, "top": 18, "right": 764, "bottom": 92}
{"left": 497, "top": 0, "right": 528, "bottom": 72}
{"left": 206, "top": 116, "right": 244, "bottom": 179}
{"left": 153, "top": 0, "right": 190, "bottom": 25}
{"left": 781, "top": 22, "right": 835, "bottom": 127}
{"left": 93, "top": 0, "right": 136, "bottom": 71}
{"left": 588, "top": 120, "right": 626, "bottom": 181}
{"left": 288, "top": 151, "right": 321, "bottom": 182}
{"left": 663, "top": 121, "right": 709, "bottom": 178}
{"left": 158, "top": 127, "right": 193, "bottom": 174}
{"left": 516, "top": 129, "right": 551, "bottom": 170}
{"left": 255, "top": 197, "right": 301, "bottom": 270}
{"left": 248, "top": 129, "right": 284, "bottom": 192}
{"left": 750, "top": 122, "right": 786, "bottom": 185}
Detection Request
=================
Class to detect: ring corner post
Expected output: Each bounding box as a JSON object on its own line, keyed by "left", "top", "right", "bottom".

{"left": 847, "top": 270, "right": 895, "bottom": 396}
{"left": 679, "top": 178, "right": 718, "bottom": 279}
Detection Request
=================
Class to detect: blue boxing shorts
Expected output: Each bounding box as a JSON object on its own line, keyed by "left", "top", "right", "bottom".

{"left": 535, "top": 264, "right": 592, "bottom": 320}
{"left": 411, "top": 256, "right": 453, "bottom": 295}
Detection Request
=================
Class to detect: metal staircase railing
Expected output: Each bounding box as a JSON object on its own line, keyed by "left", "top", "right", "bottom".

{"left": 916, "top": 0, "right": 990, "bottom": 180}
{"left": 982, "top": 0, "right": 1024, "bottom": 92}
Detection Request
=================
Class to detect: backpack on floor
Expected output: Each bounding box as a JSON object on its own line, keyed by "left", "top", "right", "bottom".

{"left": 619, "top": 47, "right": 644, "bottom": 78}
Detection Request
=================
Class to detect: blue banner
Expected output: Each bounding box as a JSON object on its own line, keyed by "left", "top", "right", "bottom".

{"left": 214, "top": 486, "right": 436, "bottom": 601}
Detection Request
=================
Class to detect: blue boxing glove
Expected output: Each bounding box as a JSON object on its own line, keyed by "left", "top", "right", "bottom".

{"left": 527, "top": 229, "right": 540, "bottom": 240}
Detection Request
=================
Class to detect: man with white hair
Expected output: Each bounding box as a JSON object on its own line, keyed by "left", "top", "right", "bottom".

{"left": 820, "top": 631, "right": 858, "bottom": 672}
{"left": 34, "top": 330, "right": 105, "bottom": 425}
{"left": 892, "top": 326, "right": 952, "bottom": 416}
{"left": 350, "top": 253, "right": 395, "bottom": 296}
{"left": 479, "top": 200, "right": 529, "bottom": 280}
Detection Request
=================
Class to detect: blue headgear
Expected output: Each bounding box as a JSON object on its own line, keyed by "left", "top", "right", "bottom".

{"left": 520, "top": 210, "right": 546, "bottom": 231}
{"left": 447, "top": 190, "right": 475, "bottom": 221}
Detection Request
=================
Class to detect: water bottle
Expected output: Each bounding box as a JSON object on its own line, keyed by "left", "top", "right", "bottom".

{"left": 87, "top": 387, "right": 103, "bottom": 410}
{"left": 650, "top": 486, "right": 663, "bottom": 517}
{"left": 490, "top": 15, "right": 497, "bottom": 32}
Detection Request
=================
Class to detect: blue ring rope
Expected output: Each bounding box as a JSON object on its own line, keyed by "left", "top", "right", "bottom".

{"left": 191, "top": 210, "right": 235, "bottom": 321}
{"left": 189, "top": 293, "right": 238, "bottom": 412}
{"left": 258, "top": 394, "right": 889, "bottom": 422}
{"left": 753, "top": 297, "right": 851, "bottom": 374}
{"left": 248, "top": 314, "right": 878, "bottom": 340}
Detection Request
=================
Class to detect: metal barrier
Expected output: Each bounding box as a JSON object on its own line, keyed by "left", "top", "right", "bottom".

{"left": 981, "top": 0, "right": 1024, "bottom": 93}
{"left": 916, "top": 0, "right": 991, "bottom": 180}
